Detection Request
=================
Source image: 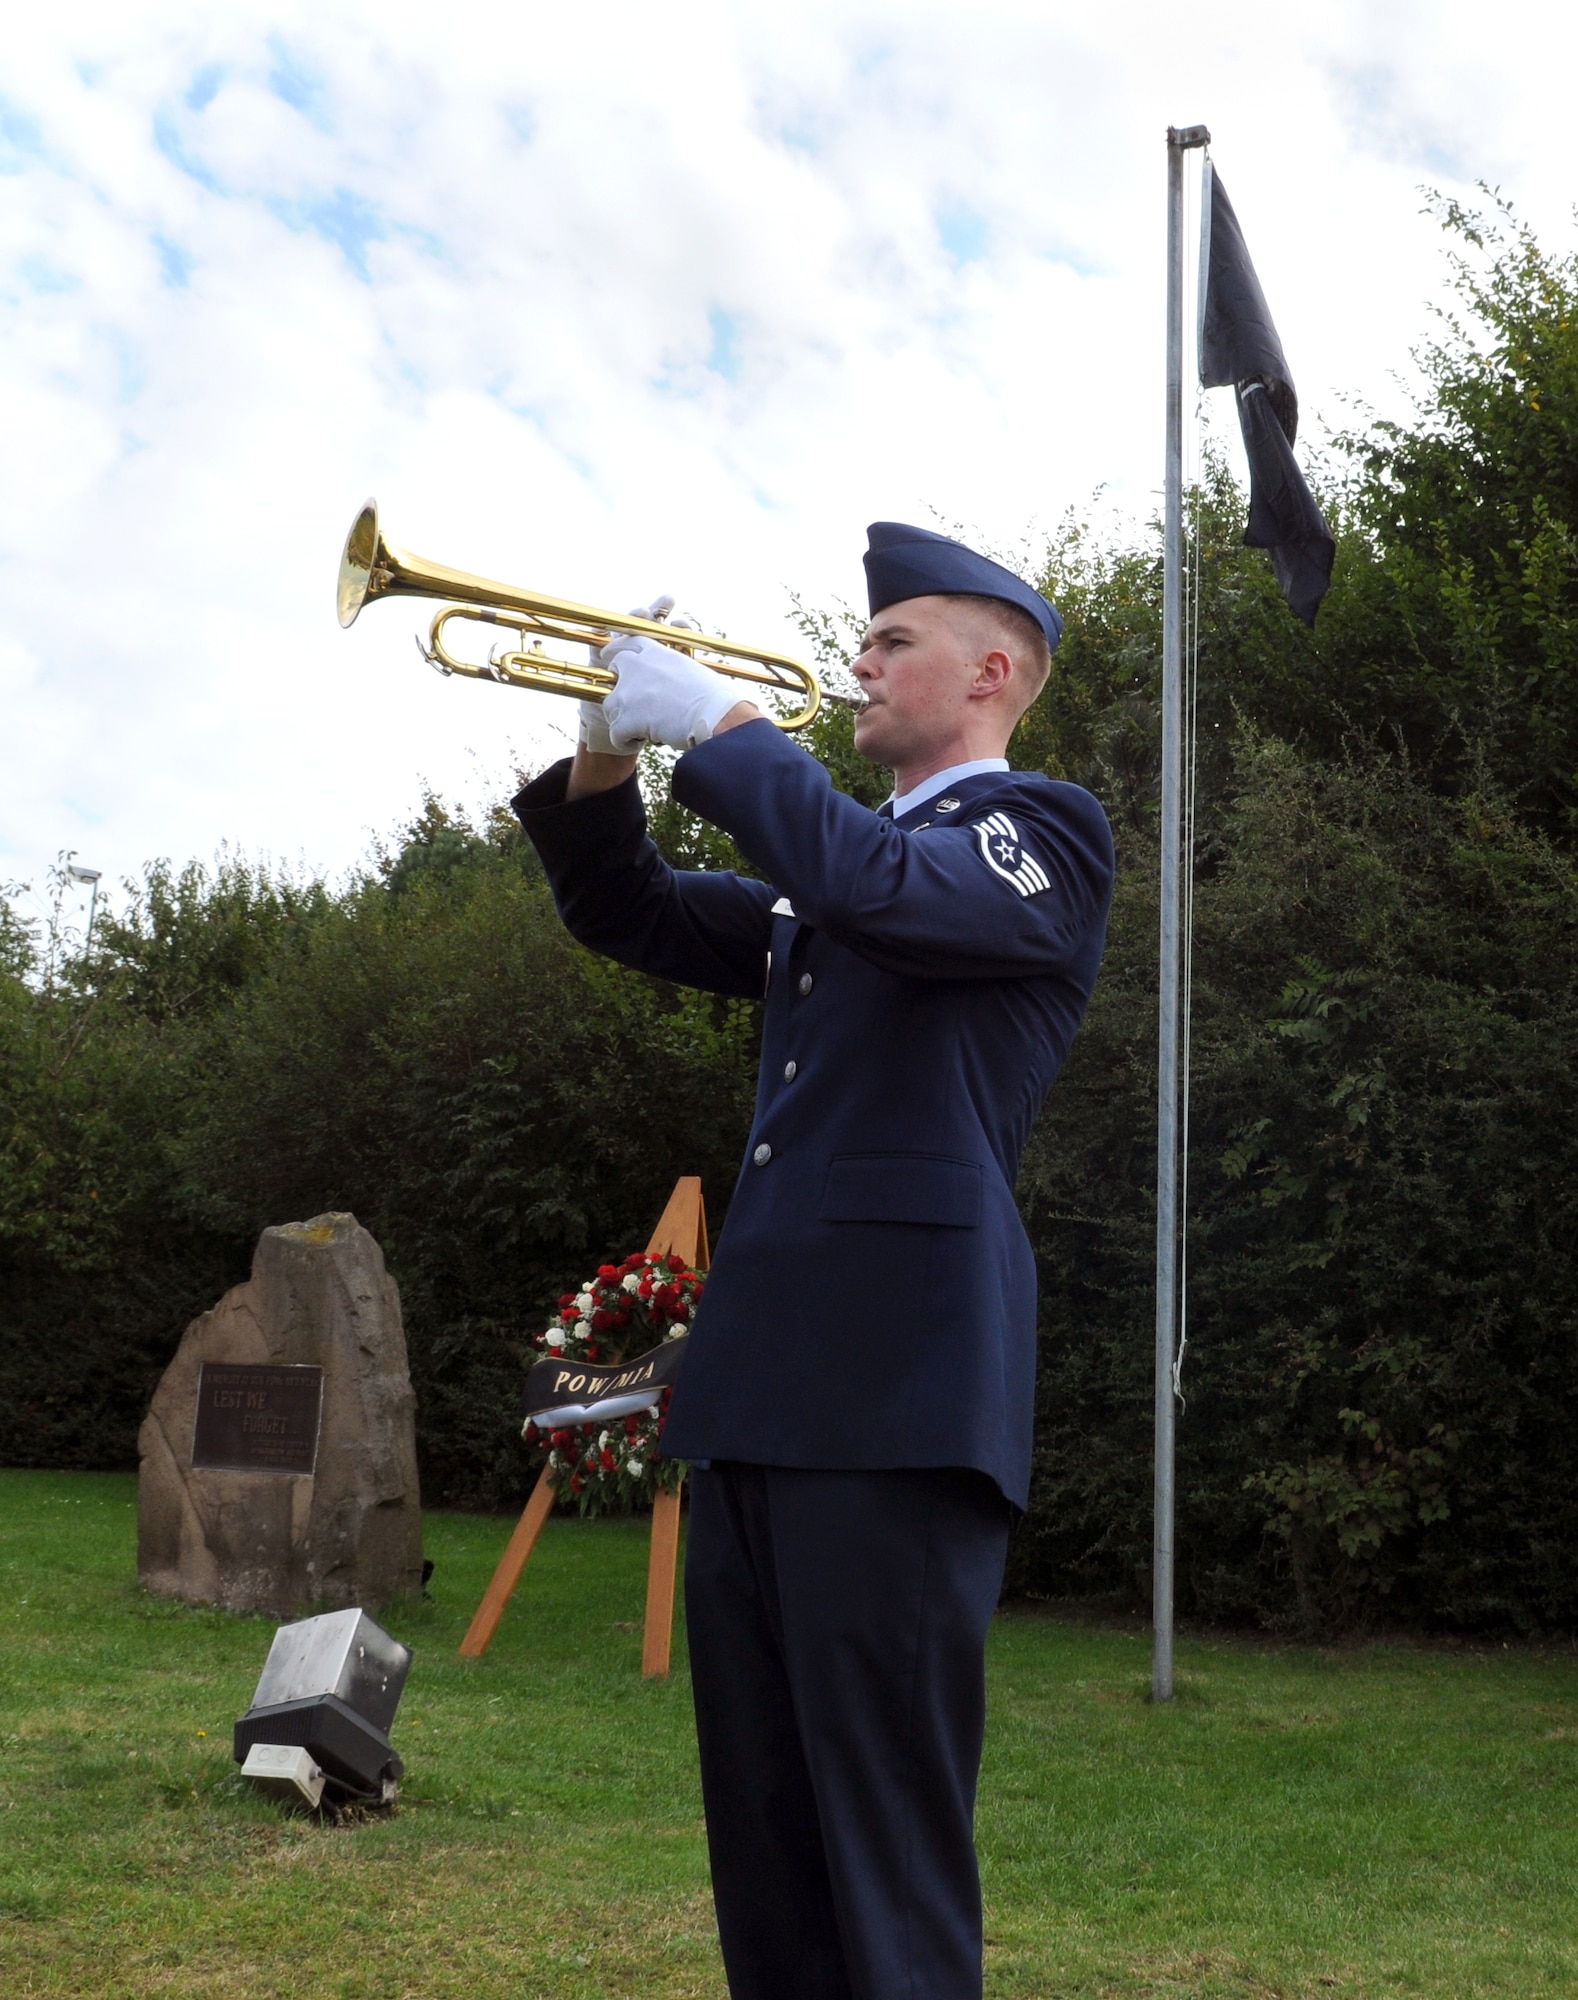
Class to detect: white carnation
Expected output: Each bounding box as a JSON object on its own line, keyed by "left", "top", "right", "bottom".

{"left": 574, "top": 1290, "right": 594, "bottom": 1314}
{"left": 545, "top": 1330, "right": 565, "bottom": 1350}
{"left": 598, "top": 1430, "right": 611, "bottom": 1451}
{"left": 627, "top": 1459, "right": 645, "bottom": 1478}
{"left": 620, "top": 1273, "right": 641, "bottom": 1293}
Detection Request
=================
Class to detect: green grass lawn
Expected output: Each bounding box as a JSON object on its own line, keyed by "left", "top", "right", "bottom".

{"left": 0, "top": 1469, "right": 1574, "bottom": 1998}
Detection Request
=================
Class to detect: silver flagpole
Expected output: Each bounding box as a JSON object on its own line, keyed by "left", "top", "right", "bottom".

{"left": 1155, "top": 122, "right": 1209, "bottom": 1704}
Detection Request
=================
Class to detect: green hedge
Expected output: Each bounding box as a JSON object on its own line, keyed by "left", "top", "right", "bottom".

{"left": 0, "top": 831, "right": 758, "bottom": 1511}
{"left": 1013, "top": 739, "right": 1578, "bottom": 1631}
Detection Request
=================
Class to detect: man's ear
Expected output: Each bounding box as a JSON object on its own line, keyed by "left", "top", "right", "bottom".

{"left": 969, "top": 648, "right": 1014, "bottom": 700}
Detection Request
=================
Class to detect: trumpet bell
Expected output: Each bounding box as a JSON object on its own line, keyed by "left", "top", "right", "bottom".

{"left": 337, "top": 500, "right": 382, "bottom": 628}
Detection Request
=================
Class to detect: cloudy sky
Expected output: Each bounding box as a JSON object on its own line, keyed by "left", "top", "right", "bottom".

{"left": 3, "top": 0, "right": 1573, "bottom": 929}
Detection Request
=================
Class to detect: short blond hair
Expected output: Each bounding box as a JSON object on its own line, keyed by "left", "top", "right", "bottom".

{"left": 944, "top": 595, "right": 1052, "bottom": 720}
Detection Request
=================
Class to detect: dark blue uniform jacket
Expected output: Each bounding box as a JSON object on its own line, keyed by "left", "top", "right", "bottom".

{"left": 514, "top": 720, "right": 1114, "bottom": 1509}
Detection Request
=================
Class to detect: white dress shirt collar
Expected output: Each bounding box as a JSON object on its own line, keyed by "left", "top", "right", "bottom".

{"left": 886, "top": 758, "right": 1011, "bottom": 821}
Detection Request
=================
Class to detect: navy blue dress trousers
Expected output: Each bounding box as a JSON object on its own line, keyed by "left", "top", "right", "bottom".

{"left": 514, "top": 722, "right": 1113, "bottom": 1999}
{"left": 686, "top": 1462, "right": 1010, "bottom": 2000}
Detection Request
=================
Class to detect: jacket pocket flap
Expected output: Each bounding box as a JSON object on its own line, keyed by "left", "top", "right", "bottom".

{"left": 819, "top": 1153, "right": 982, "bottom": 1227}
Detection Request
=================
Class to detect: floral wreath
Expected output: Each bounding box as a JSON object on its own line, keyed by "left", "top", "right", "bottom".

{"left": 522, "top": 1249, "right": 704, "bottom": 1515}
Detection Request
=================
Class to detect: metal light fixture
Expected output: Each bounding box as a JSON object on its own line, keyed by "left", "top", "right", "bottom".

{"left": 234, "top": 1608, "right": 412, "bottom": 1809}
{"left": 67, "top": 863, "right": 102, "bottom": 948}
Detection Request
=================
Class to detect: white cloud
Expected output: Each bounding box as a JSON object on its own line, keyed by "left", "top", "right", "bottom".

{"left": 3, "top": 0, "right": 1577, "bottom": 909}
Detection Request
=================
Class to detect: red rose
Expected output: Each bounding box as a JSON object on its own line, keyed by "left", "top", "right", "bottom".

{"left": 558, "top": 1293, "right": 577, "bottom": 1310}
{"left": 600, "top": 1449, "right": 616, "bottom": 1471}
{"left": 524, "top": 1422, "right": 538, "bottom": 1444}
{"left": 592, "top": 1308, "right": 616, "bottom": 1332}
{"left": 624, "top": 1415, "right": 640, "bottom": 1436}
{"left": 667, "top": 1253, "right": 686, "bottom": 1273}
{"left": 671, "top": 1301, "right": 689, "bottom": 1323}
{"left": 571, "top": 1472, "right": 584, "bottom": 1493}
{"left": 586, "top": 1345, "right": 600, "bottom": 1361}
{"left": 598, "top": 1264, "right": 618, "bottom": 1281}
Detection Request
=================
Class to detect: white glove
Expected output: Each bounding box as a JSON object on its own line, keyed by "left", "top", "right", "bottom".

{"left": 577, "top": 597, "right": 701, "bottom": 754}
{"left": 577, "top": 699, "right": 620, "bottom": 755}
{"left": 598, "top": 634, "right": 742, "bottom": 752}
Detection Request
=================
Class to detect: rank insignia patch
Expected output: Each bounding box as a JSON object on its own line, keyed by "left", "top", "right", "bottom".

{"left": 975, "top": 811, "right": 1051, "bottom": 897}
{"left": 935, "top": 797, "right": 962, "bottom": 812}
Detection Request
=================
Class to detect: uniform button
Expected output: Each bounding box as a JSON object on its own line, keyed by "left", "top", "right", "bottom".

{"left": 753, "top": 1142, "right": 772, "bottom": 1167}
{"left": 783, "top": 1060, "right": 797, "bottom": 1082}
{"left": 798, "top": 973, "right": 813, "bottom": 996}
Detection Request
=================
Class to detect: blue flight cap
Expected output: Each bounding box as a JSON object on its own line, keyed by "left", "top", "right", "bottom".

{"left": 863, "top": 522, "right": 1063, "bottom": 654}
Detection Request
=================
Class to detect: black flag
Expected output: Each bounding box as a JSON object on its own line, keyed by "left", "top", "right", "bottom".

{"left": 1200, "top": 164, "right": 1334, "bottom": 626}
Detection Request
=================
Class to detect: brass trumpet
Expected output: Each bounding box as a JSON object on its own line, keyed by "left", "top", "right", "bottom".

{"left": 337, "top": 500, "right": 860, "bottom": 733}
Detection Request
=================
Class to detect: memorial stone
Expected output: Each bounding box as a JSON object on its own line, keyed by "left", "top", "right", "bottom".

{"left": 137, "top": 1214, "right": 424, "bottom": 1616}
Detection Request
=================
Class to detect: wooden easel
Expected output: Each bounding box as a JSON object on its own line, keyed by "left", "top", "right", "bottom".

{"left": 457, "top": 1176, "right": 709, "bottom": 1676}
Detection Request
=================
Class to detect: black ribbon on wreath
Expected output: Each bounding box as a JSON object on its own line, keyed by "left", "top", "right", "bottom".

{"left": 523, "top": 1336, "right": 690, "bottom": 1431}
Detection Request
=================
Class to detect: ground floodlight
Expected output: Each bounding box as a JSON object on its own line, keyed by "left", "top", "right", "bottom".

{"left": 234, "top": 1608, "right": 411, "bottom": 1806}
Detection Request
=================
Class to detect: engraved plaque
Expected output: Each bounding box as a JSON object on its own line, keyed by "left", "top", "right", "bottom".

{"left": 191, "top": 1363, "right": 323, "bottom": 1475}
